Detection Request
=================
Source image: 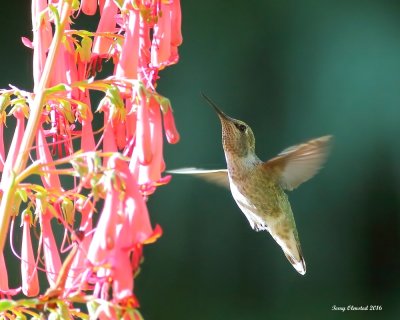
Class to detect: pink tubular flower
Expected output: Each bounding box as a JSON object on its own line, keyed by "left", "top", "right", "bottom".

{"left": 135, "top": 97, "right": 153, "bottom": 165}
{"left": 86, "top": 155, "right": 161, "bottom": 302}
{"left": 81, "top": 0, "right": 97, "bottom": 15}
{"left": 151, "top": 1, "right": 182, "bottom": 69}
{"left": 0, "top": 0, "right": 182, "bottom": 317}
{"left": 21, "top": 213, "right": 39, "bottom": 297}
{"left": 31, "top": 0, "right": 53, "bottom": 92}
{"left": 110, "top": 247, "right": 133, "bottom": 301}
{"left": 36, "top": 127, "right": 63, "bottom": 191}
{"left": 80, "top": 100, "right": 96, "bottom": 152}
{"left": 39, "top": 208, "right": 62, "bottom": 288}
{"left": 0, "top": 115, "right": 5, "bottom": 172}
{"left": 0, "top": 109, "right": 25, "bottom": 191}
{"left": 102, "top": 108, "right": 119, "bottom": 168}
{"left": 151, "top": 3, "right": 172, "bottom": 69}
{"left": 87, "top": 164, "right": 121, "bottom": 264}
{"left": 138, "top": 98, "right": 163, "bottom": 185}
{"left": 65, "top": 198, "right": 94, "bottom": 291}
{"left": 125, "top": 98, "right": 137, "bottom": 145}
{"left": 163, "top": 103, "right": 180, "bottom": 144}
{"left": 121, "top": 159, "right": 155, "bottom": 248}
{"left": 115, "top": 8, "right": 140, "bottom": 82}
{"left": 0, "top": 253, "right": 9, "bottom": 296}
{"left": 92, "top": 0, "right": 118, "bottom": 59}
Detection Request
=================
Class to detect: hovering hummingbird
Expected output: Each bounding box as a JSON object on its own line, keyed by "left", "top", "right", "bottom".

{"left": 170, "top": 94, "right": 332, "bottom": 275}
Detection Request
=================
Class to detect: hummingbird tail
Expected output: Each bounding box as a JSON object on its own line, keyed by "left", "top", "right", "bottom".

{"left": 271, "top": 225, "right": 307, "bottom": 275}
{"left": 284, "top": 250, "right": 306, "bottom": 275}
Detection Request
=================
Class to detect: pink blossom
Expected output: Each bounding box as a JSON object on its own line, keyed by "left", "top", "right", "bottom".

{"left": 151, "top": 1, "right": 182, "bottom": 68}
{"left": 121, "top": 159, "right": 155, "bottom": 248}
{"left": 81, "top": 0, "right": 97, "bottom": 15}
{"left": 86, "top": 156, "right": 162, "bottom": 302}
{"left": 0, "top": 109, "right": 25, "bottom": 191}
{"left": 0, "top": 117, "right": 5, "bottom": 171}
{"left": 21, "top": 213, "right": 39, "bottom": 297}
{"left": 0, "top": 0, "right": 182, "bottom": 316}
{"left": 92, "top": 0, "right": 118, "bottom": 59}
{"left": 48, "top": 31, "right": 78, "bottom": 89}
{"left": 102, "top": 108, "right": 119, "bottom": 168}
{"left": 40, "top": 208, "right": 62, "bottom": 288}
{"left": 135, "top": 97, "right": 152, "bottom": 165}
{"left": 115, "top": 8, "right": 140, "bottom": 81}
{"left": 110, "top": 247, "right": 133, "bottom": 301}
{"left": 65, "top": 198, "right": 94, "bottom": 291}
{"left": 163, "top": 104, "right": 180, "bottom": 144}
{"left": 31, "top": 0, "right": 53, "bottom": 92}
{"left": 36, "top": 127, "right": 63, "bottom": 191}
{"left": 125, "top": 98, "right": 137, "bottom": 146}
{"left": 171, "top": 0, "right": 183, "bottom": 48}
{"left": 138, "top": 98, "right": 163, "bottom": 185}
{"left": 0, "top": 253, "right": 9, "bottom": 295}
{"left": 0, "top": 251, "right": 20, "bottom": 298}
{"left": 80, "top": 101, "right": 96, "bottom": 152}
{"left": 87, "top": 163, "right": 121, "bottom": 263}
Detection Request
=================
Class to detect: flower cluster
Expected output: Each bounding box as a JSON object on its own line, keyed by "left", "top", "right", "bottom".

{"left": 0, "top": 0, "right": 181, "bottom": 318}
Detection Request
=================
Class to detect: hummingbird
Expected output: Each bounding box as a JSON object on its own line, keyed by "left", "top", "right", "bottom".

{"left": 170, "top": 94, "right": 332, "bottom": 275}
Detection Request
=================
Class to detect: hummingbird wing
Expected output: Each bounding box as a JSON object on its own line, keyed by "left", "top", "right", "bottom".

{"left": 263, "top": 135, "right": 332, "bottom": 191}
{"left": 167, "top": 168, "right": 230, "bottom": 188}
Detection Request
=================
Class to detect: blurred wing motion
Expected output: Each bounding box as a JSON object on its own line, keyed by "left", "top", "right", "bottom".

{"left": 263, "top": 135, "right": 332, "bottom": 191}
{"left": 168, "top": 168, "right": 229, "bottom": 188}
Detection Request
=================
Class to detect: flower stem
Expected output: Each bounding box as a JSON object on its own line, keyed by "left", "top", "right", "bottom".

{"left": 0, "top": 0, "right": 72, "bottom": 254}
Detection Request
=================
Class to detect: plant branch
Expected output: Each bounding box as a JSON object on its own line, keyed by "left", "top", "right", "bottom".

{"left": 0, "top": 0, "right": 72, "bottom": 254}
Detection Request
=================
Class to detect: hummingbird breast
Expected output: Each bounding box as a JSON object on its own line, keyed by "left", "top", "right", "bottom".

{"left": 227, "top": 157, "right": 303, "bottom": 267}
{"left": 228, "top": 163, "right": 285, "bottom": 231}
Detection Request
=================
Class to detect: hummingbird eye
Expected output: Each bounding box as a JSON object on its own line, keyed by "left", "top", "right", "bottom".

{"left": 235, "top": 123, "right": 247, "bottom": 132}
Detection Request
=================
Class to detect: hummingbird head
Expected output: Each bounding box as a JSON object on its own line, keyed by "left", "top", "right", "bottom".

{"left": 202, "top": 94, "right": 255, "bottom": 158}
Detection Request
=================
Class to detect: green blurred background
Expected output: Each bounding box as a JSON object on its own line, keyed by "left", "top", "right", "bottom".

{"left": 1, "top": 0, "right": 400, "bottom": 319}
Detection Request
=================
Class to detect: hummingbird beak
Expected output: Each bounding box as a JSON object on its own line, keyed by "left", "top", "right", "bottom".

{"left": 201, "top": 93, "right": 232, "bottom": 122}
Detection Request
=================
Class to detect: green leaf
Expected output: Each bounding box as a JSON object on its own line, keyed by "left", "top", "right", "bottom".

{"left": 17, "top": 298, "right": 41, "bottom": 308}
{"left": 72, "top": 0, "right": 80, "bottom": 11}
{"left": 106, "top": 86, "right": 124, "bottom": 110}
{"left": 0, "top": 94, "right": 10, "bottom": 111}
{"left": 61, "top": 197, "right": 75, "bottom": 225}
{"left": 46, "top": 83, "right": 71, "bottom": 94}
{"left": 76, "top": 101, "right": 88, "bottom": 120}
{"left": 57, "top": 301, "right": 72, "bottom": 319}
{"left": 48, "top": 4, "right": 60, "bottom": 26}
{"left": 113, "top": 0, "right": 124, "bottom": 9}
{"left": 0, "top": 299, "right": 16, "bottom": 311}
{"left": 59, "top": 99, "right": 75, "bottom": 123}
{"left": 80, "top": 36, "right": 93, "bottom": 62}
{"left": 87, "top": 300, "right": 100, "bottom": 319}
{"left": 16, "top": 188, "right": 28, "bottom": 202}
{"left": 134, "top": 309, "right": 145, "bottom": 320}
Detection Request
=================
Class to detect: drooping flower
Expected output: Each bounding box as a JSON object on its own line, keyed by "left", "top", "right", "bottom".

{"left": 39, "top": 206, "right": 62, "bottom": 288}
{"left": 115, "top": 8, "right": 140, "bottom": 82}
{"left": 0, "top": 0, "right": 182, "bottom": 317}
{"left": 81, "top": 0, "right": 97, "bottom": 16}
{"left": 163, "top": 102, "right": 180, "bottom": 144}
{"left": 31, "top": 0, "right": 53, "bottom": 92}
{"left": 64, "top": 198, "right": 94, "bottom": 292}
{"left": 135, "top": 96, "right": 152, "bottom": 165}
{"left": 21, "top": 212, "right": 40, "bottom": 297}
{"left": 0, "top": 110, "right": 5, "bottom": 171}
{"left": 0, "top": 109, "right": 25, "bottom": 191}
{"left": 137, "top": 97, "right": 163, "bottom": 185}
{"left": 151, "top": 0, "right": 182, "bottom": 69}
{"left": 91, "top": 0, "right": 118, "bottom": 60}
{"left": 36, "top": 126, "right": 63, "bottom": 191}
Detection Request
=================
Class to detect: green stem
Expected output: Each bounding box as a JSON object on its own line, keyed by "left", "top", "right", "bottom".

{"left": 0, "top": 0, "right": 72, "bottom": 254}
